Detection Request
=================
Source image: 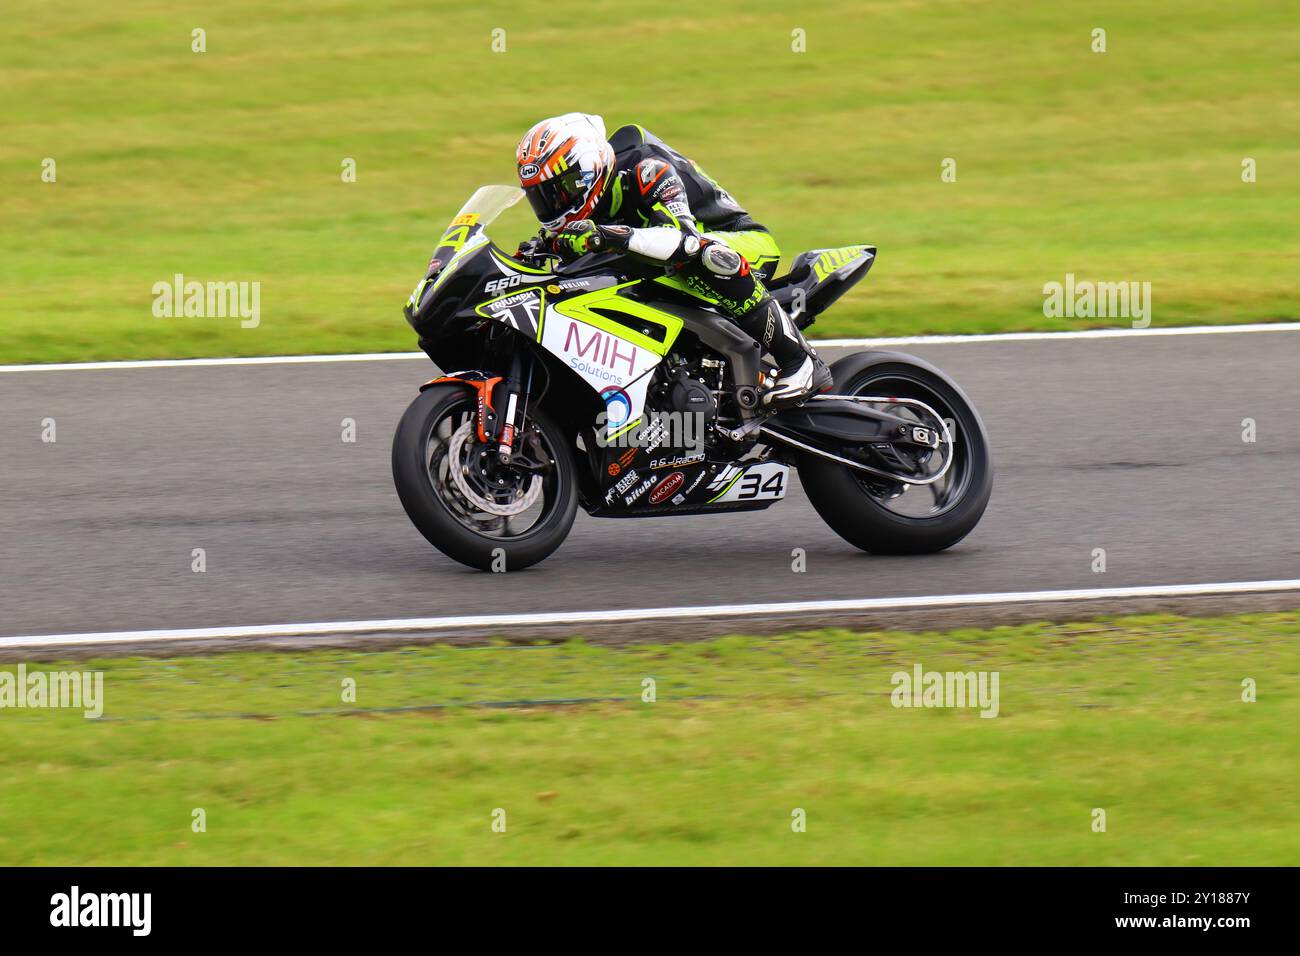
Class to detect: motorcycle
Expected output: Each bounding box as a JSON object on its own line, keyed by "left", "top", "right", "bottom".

{"left": 393, "top": 185, "right": 992, "bottom": 571}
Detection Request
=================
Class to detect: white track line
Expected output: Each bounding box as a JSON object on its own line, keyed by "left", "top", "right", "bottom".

{"left": 2, "top": 323, "right": 1297, "bottom": 373}
{"left": 4, "top": 579, "right": 1298, "bottom": 652}
{"left": 0, "top": 352, "right": 427, "bottom": 373}
{"left": 814, "top": 321, "right": 1300, "bottom": 347}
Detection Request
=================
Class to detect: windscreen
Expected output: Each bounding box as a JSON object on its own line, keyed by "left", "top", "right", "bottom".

{"left": 451, "top": 185, "right": 524, "bottom": 232}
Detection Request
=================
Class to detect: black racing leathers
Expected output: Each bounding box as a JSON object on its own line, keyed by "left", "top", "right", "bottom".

{"left": 592, "top": 125, "right": 772, "bottom": 319}
{"left": 532, "top": 124, "right": 823, "bottom": 393}
{"left": 601, "top": 124, "right": 765, "bottom": 236}
{"left": 535, "top": 125, "right": 775, "bottom": 320}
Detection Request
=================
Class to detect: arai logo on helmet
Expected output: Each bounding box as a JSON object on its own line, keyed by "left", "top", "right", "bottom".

{"left": 519, "top": 163, "right": 541, "bottom": 180}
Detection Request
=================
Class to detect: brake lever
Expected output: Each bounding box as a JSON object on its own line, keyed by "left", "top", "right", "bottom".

{"left": 555, "top": 249, "right": 628, "bottom": 275}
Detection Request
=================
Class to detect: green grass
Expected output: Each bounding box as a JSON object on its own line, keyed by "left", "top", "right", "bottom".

{"left": 2, "top": 612, "right": 1297, "bottom": 865}
{"left": 1, "top": 1, "right": 1296, "bottom": 363}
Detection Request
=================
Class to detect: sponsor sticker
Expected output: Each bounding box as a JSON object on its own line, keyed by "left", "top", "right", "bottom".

{"left": 683, "top": 468, "right": 710, "bottom": 496}
{"left": 605, "top": 468, "right": 641, "bottom": 504}
{"left": 639, "top": 416, "right": 668, "bottom": 452}
{"left": 560, "top": 321, "right": 640, "bottom": 383}
{"left": 624, "top": 478, "right": 654, "bottom": 506}
{"left": 485, "top": 289, "right": 539, "bottom": 309}
{"left": 650, "top": 451, "right": 705, "bottom": 470}
{"left": 648, "top": 471, "right": 685, "bottom": 505}
{"left": 602, "top": 385, "right": 633, "bottom": 427}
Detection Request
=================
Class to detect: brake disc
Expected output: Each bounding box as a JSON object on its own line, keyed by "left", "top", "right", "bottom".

{"left": 446, "top": 420, "right": 542, "bottom": 516}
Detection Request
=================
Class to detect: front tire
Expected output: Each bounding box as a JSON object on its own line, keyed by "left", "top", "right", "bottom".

{"left": 797, "top": 350, "right": 993, "bottom": 554}
{"left": 392, "top": 384, "right": 578, "bottom": 571}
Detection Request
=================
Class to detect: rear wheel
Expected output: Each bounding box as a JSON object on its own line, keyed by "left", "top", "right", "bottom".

{"left": 392, "top": 384, "right": 578, "bottom": 571}
{"left": 797, "top": 351, "right": 993, "bottom": 554}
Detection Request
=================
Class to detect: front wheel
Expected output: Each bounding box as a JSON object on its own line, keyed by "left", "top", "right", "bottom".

{"left": 392, "top": 384, "right": 578, "bottom": 571}
{"left": 797, "top": 350, "right": 993, "bottom": 554}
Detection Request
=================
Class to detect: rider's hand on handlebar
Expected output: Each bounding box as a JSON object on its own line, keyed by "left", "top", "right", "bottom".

{"left": 551, "top": 221, "right": 632, "bottom": 259}
{"left": 552, "top": 220, "right": 602, "bottom": 257}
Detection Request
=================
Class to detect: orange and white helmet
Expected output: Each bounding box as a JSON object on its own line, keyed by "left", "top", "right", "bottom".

{"left": 516, "top": 112, "right": 615, "bottom": 232}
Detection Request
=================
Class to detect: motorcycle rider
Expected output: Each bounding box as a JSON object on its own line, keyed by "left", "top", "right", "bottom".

{"left": 515, "top": 112, "right": 832, "bottom": 407}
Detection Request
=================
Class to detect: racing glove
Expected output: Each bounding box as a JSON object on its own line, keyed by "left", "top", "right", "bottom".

{"left": 551, "top": 220, "right": 633, "bottom": 258}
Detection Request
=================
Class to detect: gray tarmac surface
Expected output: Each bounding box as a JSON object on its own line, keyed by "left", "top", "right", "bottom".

{"left": 2, "top": 331, "right": 1298, "bottom": 647}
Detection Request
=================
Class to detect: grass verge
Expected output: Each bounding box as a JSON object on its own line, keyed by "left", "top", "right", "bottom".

{"left": 1, "top": 611, "right": 1296, "bottom": 865}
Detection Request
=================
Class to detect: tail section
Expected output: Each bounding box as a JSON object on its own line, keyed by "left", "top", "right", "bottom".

{"left": 767, "top": 245, "right": 876, "bottom": 329}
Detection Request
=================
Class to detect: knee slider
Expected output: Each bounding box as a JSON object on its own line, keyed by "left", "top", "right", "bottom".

{"left": 701, "top": 242, "right": 742, "bottom": 277}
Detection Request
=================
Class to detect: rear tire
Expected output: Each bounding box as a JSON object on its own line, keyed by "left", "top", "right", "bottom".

{"left": 392, "top": 384, "right": 578, "bottom": 571}
{"left": 797, "top": 351, "right": 993, "bottom": 554}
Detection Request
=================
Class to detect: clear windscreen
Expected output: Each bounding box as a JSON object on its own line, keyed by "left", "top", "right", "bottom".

{"left": 452, "top": 185, "right": 524, "bottom": 232}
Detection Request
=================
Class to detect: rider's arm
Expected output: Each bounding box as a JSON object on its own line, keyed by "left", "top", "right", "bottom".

{"left": 619, "top": 158, "right": 702, "bottom": 263}
{"left": 551, "top": 159, "right": 706, "bottom": 262}
{"left": 553, "top": 159, "right": 701, "bottom": 259}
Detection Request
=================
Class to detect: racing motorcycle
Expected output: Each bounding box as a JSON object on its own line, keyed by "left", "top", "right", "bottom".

{"left": 393, "top": 185, "right": 992, "bottom": 570}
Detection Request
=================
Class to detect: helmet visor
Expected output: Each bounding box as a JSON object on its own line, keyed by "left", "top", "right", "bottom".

{"left": 524, "top": 166, "right": 595, "bottom": 223}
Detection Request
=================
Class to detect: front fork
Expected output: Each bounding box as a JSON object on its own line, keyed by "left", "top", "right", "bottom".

{"left": 420, "top": 351, "right": 533, "bottom": 464}
{"left": 493, "top": 350, "right": 532, "bottom": 465}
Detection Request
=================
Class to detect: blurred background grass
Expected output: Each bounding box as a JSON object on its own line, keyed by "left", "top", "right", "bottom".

{"left": 2, "top": 0, "right": 1296, "bottom": 363}
{"left": 1, "top": 612, "right": 1296, "bottom": 865}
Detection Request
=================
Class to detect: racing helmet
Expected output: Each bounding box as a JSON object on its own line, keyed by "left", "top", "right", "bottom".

{"left": 516, "top": 112, "right": 615, "bottom": 232}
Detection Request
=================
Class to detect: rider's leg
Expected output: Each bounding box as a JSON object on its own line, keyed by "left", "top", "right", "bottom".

{"left": 670, "top": 230, "right": 831, "bottom": 405}
{"left": 704, "top": 229, "right": 782, "bottom": 285}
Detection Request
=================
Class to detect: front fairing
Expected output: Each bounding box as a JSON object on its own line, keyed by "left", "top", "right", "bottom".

{"left": 402, "top": 186, "right": 658, "bottom": 347}
{"left": 403, "top": 186, "right": 691, "bottom": 451}
{"left": 404, "top": 185, "right": 533, "bottom": 338}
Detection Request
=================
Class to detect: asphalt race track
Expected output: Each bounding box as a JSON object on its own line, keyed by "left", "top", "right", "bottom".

{"left": 2, "top": 329, "right": 1298, "bottom": 647}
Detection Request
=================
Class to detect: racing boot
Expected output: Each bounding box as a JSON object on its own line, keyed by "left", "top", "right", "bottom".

{"left": 738, "top": 296, "right": 833, "bottom": 407}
